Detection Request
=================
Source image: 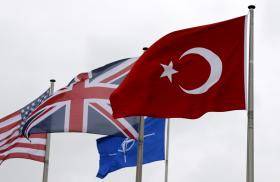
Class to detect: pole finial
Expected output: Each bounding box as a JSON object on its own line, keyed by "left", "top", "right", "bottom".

{"left": 142, "top": 47, "right": 148, "bottom": 51}
{"left": 248, "top": 5, "right": 255, "bottom": 9}
{"left": 50, "top": 79, "right": 56, "bottom": 83}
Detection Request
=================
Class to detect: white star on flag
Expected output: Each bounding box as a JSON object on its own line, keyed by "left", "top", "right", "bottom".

{"left": 160, "top": 61, "right": 178, "bottom": 82}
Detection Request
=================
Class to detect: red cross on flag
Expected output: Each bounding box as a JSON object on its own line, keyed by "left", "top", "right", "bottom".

{"left": 20, "top": 58, "right": 140, "bottom": 139}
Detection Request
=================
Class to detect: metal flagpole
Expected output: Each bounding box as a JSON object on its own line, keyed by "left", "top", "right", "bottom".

{"left": 247, "top": 5, "right": 255, "bottom": 182}
{"left": 42, "top": 79, "right": 56, "bottom": 182}
{"left": 135, "top": 116, "right": 145, "bottom": 182}
{"left": 164, "top": 118, "right": 170, "bottom": 182}
{"left": 135, "top": 47, "right": 148, "bottom": 182}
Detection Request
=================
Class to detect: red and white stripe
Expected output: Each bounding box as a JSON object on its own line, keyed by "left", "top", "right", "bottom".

{"left": 0, "top": 111, "right": 46, "bottom": 163}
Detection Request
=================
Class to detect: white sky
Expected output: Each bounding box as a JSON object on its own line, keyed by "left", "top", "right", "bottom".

{"left": 1, "top": 0, "right": 279, "bottom": 182}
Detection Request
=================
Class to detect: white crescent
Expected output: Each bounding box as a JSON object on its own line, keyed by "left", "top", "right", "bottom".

{"left": 178, "top": 47, "right": 222, "bottom": 95}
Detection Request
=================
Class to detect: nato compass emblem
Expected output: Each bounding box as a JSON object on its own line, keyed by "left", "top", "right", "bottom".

{"left": 109, "top": 133, "right": 155, "bottom": 163}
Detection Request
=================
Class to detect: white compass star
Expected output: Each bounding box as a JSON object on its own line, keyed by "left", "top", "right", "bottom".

{"left": 160, "top": 61, "right": 178, "bottom": 82}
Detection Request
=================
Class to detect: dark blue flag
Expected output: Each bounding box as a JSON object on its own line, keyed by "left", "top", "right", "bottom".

{"left": 96, "top": 117, "right": 165, "bottom": 179}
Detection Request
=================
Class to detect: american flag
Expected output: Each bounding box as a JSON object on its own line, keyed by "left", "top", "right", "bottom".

{"left": 0, "top": 89, "right": 51, "bottom": 164}
{"left": 20, "top": 58, "right": 139, "bottom": 139}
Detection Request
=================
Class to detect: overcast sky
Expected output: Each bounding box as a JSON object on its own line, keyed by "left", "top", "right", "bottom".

{"left": 0, "top": 0, "right": 279, "bottom": 182}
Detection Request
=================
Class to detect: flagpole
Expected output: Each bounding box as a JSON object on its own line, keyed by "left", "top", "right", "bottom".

{"left": 135, "top": 47, "right": 148, "bottom": 182}
{"left": 247, "top": 5, "right": 255, "bottom": 182}
{"left": 42, "top": 79, "right": 55, "bottom": 182}
{"left": 164, "top": 118, "right": 170, "bottom": 182}
{"left": 135, "top": 116, "right": 145, "bottom": 182}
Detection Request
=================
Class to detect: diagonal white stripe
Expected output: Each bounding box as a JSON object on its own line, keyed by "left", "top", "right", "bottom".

{"left": 101, "top": 101, "right": 138, "bottom": 139}
{"left": 88, "top": 57, "right": 137, "bottom": 85}
{"left": 88, "top": 98, "right": 138, "bottom": 139}
{"left": 25, "top": 101, "right": 68, "bottom": 135}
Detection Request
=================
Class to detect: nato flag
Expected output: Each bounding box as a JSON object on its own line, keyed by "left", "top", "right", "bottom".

{"left": 96, "top": 117, "right": 165, "bottom": 179}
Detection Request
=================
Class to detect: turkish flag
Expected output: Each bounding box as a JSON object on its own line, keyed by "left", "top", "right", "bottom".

{"left": 110, "top": 16, "right": 247, "bottom": 119}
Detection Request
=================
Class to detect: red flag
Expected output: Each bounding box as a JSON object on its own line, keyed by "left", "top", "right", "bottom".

{"left": 110, "top": 16, "right": 247, "bottom": 119}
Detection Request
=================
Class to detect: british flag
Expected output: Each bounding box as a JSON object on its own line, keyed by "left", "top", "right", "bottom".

{"left": 20, "top": 58, "right": 139, "bottom": 139}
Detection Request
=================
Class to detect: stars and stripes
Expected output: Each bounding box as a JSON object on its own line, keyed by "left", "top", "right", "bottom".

{"left": 19, "top": 89, "right": 51, "bottom": 134}
{"left": 0, "top": 88, "right": 51, "bottom": 163}
{"left": 20, "top": 58, "right": 139, "bottom": 139}
{"left": 20, "top": 89, "right": 50, "bottom": 120}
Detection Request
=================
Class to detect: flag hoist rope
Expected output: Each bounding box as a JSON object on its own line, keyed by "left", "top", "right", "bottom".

{"left": 42, "top": 79, "right": 55, "bottom": 182}
{"left": 247, "top": 5, "right": 255, "bottom": 182}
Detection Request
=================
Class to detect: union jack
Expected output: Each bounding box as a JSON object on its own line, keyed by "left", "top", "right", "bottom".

{"left": 20, "top": 58, "right": 139, "bottom": 139}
